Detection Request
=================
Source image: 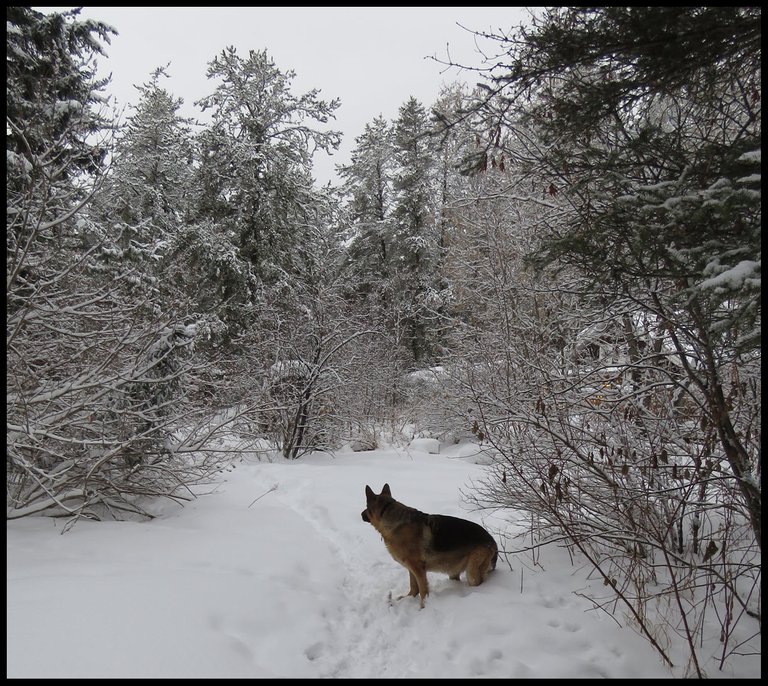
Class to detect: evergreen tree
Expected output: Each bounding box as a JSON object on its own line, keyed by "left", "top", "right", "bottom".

{"left": 392, "top": 98, "right": 435, "bottom": 269}
{"left": 338, "top": 116, "right": 395, "bottom": 297}
{"left": 342, "top": 116, "right": 395, "bottom": 225}
{"left": 7, "top": 6, "right": 116, "bottom": 317}
{"left": 193, "top": 47, "right": 341, "bottom": 281}
{"left": 96, "top": 66, "right": 195, "bottom": 231}
{"left": 390, "top": 97, "right": 446, "bottom": 364}
{"left": 88, "top": 66, "right": 197, "bottom": 309}
{"left": 7, "top": 6, "right": 115, "bottom": 281}
{"left": 6, "top": 7, "right": 113, "bottom": 185}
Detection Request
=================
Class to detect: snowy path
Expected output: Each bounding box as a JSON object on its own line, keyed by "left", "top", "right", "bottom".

{"left": 8, "top": 445, "right": 686, "bottom": 677}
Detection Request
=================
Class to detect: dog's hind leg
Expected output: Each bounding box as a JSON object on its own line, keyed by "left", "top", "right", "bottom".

{"left": 466, "top": 546, "right": 495, "bottom": 587}
{"left": 412, "top": 562, "right": 429, "bottom": 608}
{"left": 448, "top": 559, "right": 466, "bottom": 581}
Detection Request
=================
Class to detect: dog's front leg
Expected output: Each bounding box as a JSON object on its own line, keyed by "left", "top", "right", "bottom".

{"left": 395, "top": 566, "right": 428, "bottom": 609}
{"left": 395, "top": 570, "right": 420, "bottom": 603}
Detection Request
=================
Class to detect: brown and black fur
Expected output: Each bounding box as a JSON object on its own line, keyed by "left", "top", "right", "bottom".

{"left": 361, "top": 483, "right": 498, "bottom": 608}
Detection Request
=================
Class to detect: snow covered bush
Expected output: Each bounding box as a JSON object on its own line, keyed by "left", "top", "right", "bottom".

{"left": 6, "top": 9, "right": 228, "bottom": 526}
{"left": 441, "top": 7, "right": 761, "bottom": 675}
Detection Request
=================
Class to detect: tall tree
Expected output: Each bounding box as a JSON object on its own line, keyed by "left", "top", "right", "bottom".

{"left": 88, "top": 66, "right": 198, "bottom": 315}
{"left": 6, "top": 7, "right": 113, "bottom": 186}
{"left": 336, "top": 112, "right": 399, "bottom": 393}
{"left": 193, "top": 47, "right": 341, "bottom": 281}
{"left": 94, "top": 66, "right": 195, "bottom": 231}
{"left": 7, "top": 6, "right": 114, "bottom": 280}
{"left": 7, "top": 5, "right": 115, "bottom": 322}
{"left": 490, "top": 5, "right": 760, "bottom": 546}
{"left": 390, "top": 97, "right": 446, "bottom": 365}
{"left": 338, "top": 115, "right": 395, "bottom": 297}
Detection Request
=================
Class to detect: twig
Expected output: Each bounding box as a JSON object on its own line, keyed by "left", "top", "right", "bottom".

{"left": 248, "top": 483, "right": 278, "bottom": 508}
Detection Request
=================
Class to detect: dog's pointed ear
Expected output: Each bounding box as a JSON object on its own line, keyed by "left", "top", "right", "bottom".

{"left": 365, "top": 485, "right": 374, "bottom": 498}
{"left": 382, "top": 483, "right": 392, "bottom": 497}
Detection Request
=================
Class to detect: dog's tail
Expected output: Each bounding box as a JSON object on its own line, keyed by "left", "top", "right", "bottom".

{"left": 490, "top": 544, "right": 498, "bottom": 571}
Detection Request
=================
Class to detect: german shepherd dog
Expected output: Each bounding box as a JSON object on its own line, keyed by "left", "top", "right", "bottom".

{"left": 361, "top": 484, "right": 498, "bottom": 608}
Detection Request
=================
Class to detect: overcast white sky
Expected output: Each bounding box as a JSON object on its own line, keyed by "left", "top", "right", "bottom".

{"left": 37, "top": 6, "right": 532, "bottom": 185}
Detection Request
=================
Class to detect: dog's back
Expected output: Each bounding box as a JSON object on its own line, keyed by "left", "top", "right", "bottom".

{"left": 425, "top": 513, "right": 498, "bottom": 570}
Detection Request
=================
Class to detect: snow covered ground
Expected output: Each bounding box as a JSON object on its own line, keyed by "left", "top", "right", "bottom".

{"left": 6, "top": 442, "right": 759, "bottom": 678}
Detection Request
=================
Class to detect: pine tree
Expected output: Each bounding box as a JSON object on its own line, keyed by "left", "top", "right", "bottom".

{"left": 96, "top": 66, "right": 195, "bottom": 230}
{"left": 6, "top": 7, "right": 113, "bottom": 184}
{"left": 87, "top": 66, "right": 198, "bottom": 313}
{"left": 7, "top": 7, "right": 114, "bottom": 284}
{"left": 7, "top": 6, "right": 116, "bottom": 318}
{"left": 193, "top": 47, "right": 341, "bottom": 281}
{"left": 390, "top": 97, "right": 445, "bottom": 364}
{"left": 338, "top": 116, "right": 395, "bottom": 297}
{"left": 341, "top": 116, "right": 395, "bottom": 225}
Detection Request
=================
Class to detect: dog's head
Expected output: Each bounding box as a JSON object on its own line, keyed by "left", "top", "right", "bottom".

{"left": 361, "top": 483, "right": 392, "bottom": 525}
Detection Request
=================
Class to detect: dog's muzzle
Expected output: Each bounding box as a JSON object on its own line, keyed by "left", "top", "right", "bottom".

{"left": 361, "top": 509, "right": 370, "bottom": 522}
